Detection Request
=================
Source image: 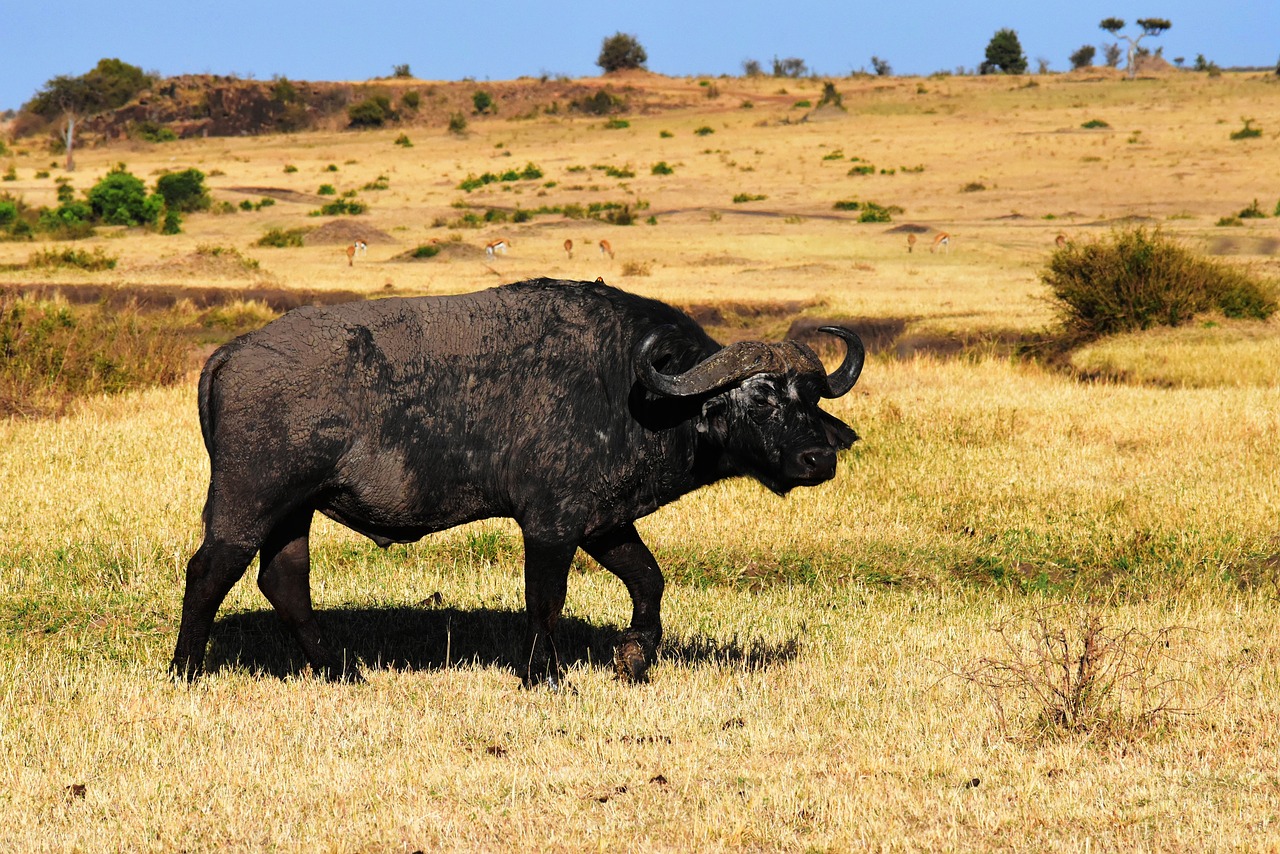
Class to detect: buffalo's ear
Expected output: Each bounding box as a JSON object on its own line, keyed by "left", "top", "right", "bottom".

{"left": 818, "top": 409, "right": 859, "bottom": 449}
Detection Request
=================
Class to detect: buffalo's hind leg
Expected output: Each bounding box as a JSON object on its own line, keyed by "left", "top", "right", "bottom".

{"left": 171, "top": 539, "right": 257, "bottom": 680}
{"left": 583, "top": 524, "right": 664, "bottom": 684}
{"left": 257, "top": 509, "right": 362, "bottom": 683}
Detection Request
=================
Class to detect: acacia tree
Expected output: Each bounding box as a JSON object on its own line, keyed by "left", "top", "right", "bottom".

{"left": 24, "top": 59, "right": 152, "bottom": 171}
{"left": 981, "top": 28, "right": 1028, "bottom": 75}
{"left": 1099, "top": 17, "right": 1171, "bottom": 78}
{"left": 597, "top": 33, "right": 647, "bottom": 73}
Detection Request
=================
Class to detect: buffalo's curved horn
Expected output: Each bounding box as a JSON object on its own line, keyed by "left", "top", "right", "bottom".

{"left": 635, "top": 326, "right": 792, "bottom": 397}
{"left": 816, "top": 326, "right": 865, "bottom": 398}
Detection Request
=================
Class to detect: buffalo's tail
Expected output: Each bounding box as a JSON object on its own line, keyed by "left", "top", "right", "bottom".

{"left": 196, "top": 345, "right": 235, "bottom": 455}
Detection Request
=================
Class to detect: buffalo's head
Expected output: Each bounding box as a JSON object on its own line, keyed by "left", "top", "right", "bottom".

{"left": 634, "top": 325, "right": 864, "bottom": 494}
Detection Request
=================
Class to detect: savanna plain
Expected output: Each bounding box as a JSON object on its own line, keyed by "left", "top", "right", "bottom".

{"left": 3, "top": 70, "right": 1280, "bottom": 850}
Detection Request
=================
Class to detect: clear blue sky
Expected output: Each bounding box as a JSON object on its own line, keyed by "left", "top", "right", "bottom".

{"left": 3, "top": 1, "right": 1276, "bottom": 111}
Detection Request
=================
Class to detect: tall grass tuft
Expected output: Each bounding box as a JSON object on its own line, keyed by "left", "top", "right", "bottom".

{"left": 0, "top": 293, "right": 188, "bottom": 417}
{"left": 1043, "top": 226, "right": 1277, "bottom": 341}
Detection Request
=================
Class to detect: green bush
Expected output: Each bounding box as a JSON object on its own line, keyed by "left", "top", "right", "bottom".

{"left": 348, "top": 95, "right": 393, "bottom": 128}
{"left": 448, "top": 112, "right": 468, "bottom": 134}
{"left": 88, "top": 166, "right": 161, "bottom": 227}
{"left": 605, "top": 118, "right": 630, "bottom": 129}
{"left": 1043, "top": 227, "right": 1278, "bottom": 340}
{"left": 472, "top": 91, "right": 494, "bottom": 114}
{"left": 1081, "top": 119, "right": 1110, "bottom": 129}
{"left": 858, "top": 203, "right": 893, "bottom": 223}
{"left": 132, "top": 120, "right": 177, "bottom": 142}
{"left": 311, "top": 198, "right": 366, "bottom": 216}
{"left": 38, "top": 201, "right": 95, "bottom": 238}
{"left": 318, "top": 184, "right": 336, "bottom": 195}
{"left": 155, "top": 168, "right": 210, "bottom": 212}
{"left": 161, "top": 209, "right": 182, "bottom": 234}
{"left": 28, "top": 246, "right": 116, "bottom": 270}
{"left": 1238, "top": 199, "right": 1267, "bottom": 219}
{"left": 694, "top": 126, "right": 714, "bottom": 136}
{"left": 394, "top": 133, "right": 413, "bottom": 147}
{"left": 732, "top": 193, "right": 766, "bottom": 203}
{"left": 1229, "top": 119, "right": 1262, "bottom": 141}
{"left": 651, "top": 161, "right": 675, "bottom": 175}
{"left": 597, "top": 32, "right": 647, "bottom": 73}
{"left": 572, "top": 90, "right": 625, "bottom": 116}
{"left": 401, "top": 92, "right": 420, "bottom": 111}
{"left": 410, "top": 243, "right": 441, "bottom": 258}
{"left": 255, "top": 227, "right": 309, "bottom": 247}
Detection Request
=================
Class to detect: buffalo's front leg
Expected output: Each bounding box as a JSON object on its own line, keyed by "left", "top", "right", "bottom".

{"left": 583, "top": 524, "right": 664, "bottom": 683}
{"left": 521, "top": 535, "right": 577, "bottom": 689}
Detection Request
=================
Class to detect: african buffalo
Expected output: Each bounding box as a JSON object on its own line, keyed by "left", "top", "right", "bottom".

{"left": 171, "top": 278, "right": 864, "bottom": 687}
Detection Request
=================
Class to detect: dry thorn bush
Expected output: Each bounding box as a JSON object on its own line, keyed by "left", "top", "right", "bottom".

{"left": 952, "top": 605, "right": 1240, "bottom": 741}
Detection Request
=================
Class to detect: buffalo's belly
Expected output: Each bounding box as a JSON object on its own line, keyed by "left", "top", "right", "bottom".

{"left": 317, "top": 486, "right": 497, "bottom": 547}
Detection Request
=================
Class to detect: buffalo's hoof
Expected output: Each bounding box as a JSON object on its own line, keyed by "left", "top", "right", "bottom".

{"left": 614, "top": 638, "right": 651, "bottom": 683}
{"left": 168, "top": 658, "right": 204, "bottom": 683}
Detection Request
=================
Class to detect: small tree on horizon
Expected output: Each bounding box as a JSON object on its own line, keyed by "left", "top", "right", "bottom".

{"left": 1099, "top": 17, "right": 1171, "bottom": 78}
{"left": 1102, "top": 43, "right": 1123, "bottom": 68}
{"left": 870, "top": 56, "right": 892, "bottom": 77}
{"left": 981, "top": 29, "right": 1028, "bottom": 75}
{"left": 597, "top": 33, "right": 647, "bottom": 73}
{"left": 1069, "top": 45, "right": 1097, "bottom": 70}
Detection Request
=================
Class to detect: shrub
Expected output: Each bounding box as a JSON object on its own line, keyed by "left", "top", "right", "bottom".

{"left": 28, "top": 246, "right": 116, "bottom": 270}
{"left": 37, "top": 201, "right": 95, "bottom": 238}
{"left": 732, "top": 193, "right": 766, "bottom": 203}
{"left": 311, "top": 198, "right": 366, "bottom": 216}
{"left": 392, "top": 64, "right": 411, "bottom": 79}
{"left": 132, "top": 120, "right": 177, "bottom": 143}
{"left": 0, "top": 200, "right": 17, "bottom": 228}
{"left": 604, "top": 118, "right": 630, "bottom": 129}
{"left": 1238, "top": 199, "right": 1267, "bottom": 219}
{"left": 848, "top": 164, "right": 875, "bottom": 176}
{"left": 283, "top": 164, "right": 298, "bottom": 173}
{"left": 1081, "top": 119, "right": 1109, "bottom": 129}
{"left": 472, "top": 90, "right": 494, "bottom": 114}
{"left": 88, "top": 166, "right": 162, "bottom": 227}
{"left": 659, "top": 130, "right": 673, "bottom": 138}
{"left": 255, "top": 227, "right": 310, "bottom": 247}
{"left": 1229, "top": 119, "right": 1262, "bottom": 141}
{"left": 155, "top": 168, "right": 210, "bottom": 212}
{"left": 1043, "top": 227, "right": 1278, "bottom": 340}
{"left": 348, "top": 95, "right": 394, "bottom": 128}
{"left": 394, "top": 133, "right": 413, "bottom": 147}
{"left": 401, "top": 92, "right": 420, "bottom": 111}
{"left": 572, "top": 90, "right": 625, "bottom": 116}
{"left": 694, "top": 126, "right": 714, "bottom": 136}
{"left": 651, "top": 161, "right": 675, "bottom": 175}
{"left": 362, "top": 175, "right": 390, "bottom": 191}
{"left": 448, "top": 112, "right": 468, "bottom": 134}
{"left": 858, "top": 203, "right": 893, "bottom": 223}
{"left": 961, "top": 181, "right": 986, "bottom": 192}
{"left": 318, "top": 184, "right": 336, "bottom": 195}
{"left": 410, "top": 243, "right": 441, "bottom": 258}
{"left": 1069, "top": 45, "right": 1097, "bottom": 69}
{"left": 981, "top": 28, "right": 1028, "bottom": 74}
{"left": 772, "top": 57, "right": 808, "bottom": 78}
{"left": 597, "top": 32, "right": 647, "bottom": 73}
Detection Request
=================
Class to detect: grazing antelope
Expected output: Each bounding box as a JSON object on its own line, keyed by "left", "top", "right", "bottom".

{"left": 564, "top": 238, "right": 573, "bottom": 260}
{"left": 485, "top": 237, "right": 511, "bottom": 259}
{"left": 907, "top": 233, "right": 917, "bottom": 253}
{"left": 599, "top": 239, "right": 615, "bottom": 261}
{"left": 345, "top": 239, "right": 369, "bottom": 267}
{"left": 1055, "top": 233, "right": 1067, "bottom": 248}
{"left": 930, "top": 232, "right": 951, "bottom": 255}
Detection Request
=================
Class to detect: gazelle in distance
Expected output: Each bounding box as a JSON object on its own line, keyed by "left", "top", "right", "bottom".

{"left": 599, "top": 238, "right": 614, "bottom": 261}
{"left": 907, "top": 233, "right": 917, "bottom": 253}
{"left": 485, "top": 237, "right": 512, "bottom": 259}
{"left": 1055, "top": 233, "right": 1067, "bottom": 248}
{"left": 930, "top": 232, "right": 951, "bottom": 255}
{"left": 345, "top": 239, "right": 368, "bottom": 267}
{"left": 564, "top": 238, "right": 573, "bottom": 260}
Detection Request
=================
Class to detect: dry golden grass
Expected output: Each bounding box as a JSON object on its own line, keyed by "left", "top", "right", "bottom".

{"left": 3, "top": 71, "right": 1280, "bottom": 849}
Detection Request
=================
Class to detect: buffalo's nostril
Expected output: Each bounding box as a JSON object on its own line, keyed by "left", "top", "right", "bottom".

{"left": 801, "top": 449, "right": 836, "bottom": 473}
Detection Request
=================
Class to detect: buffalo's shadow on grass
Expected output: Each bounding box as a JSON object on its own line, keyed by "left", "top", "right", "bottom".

{"left": 207, "top": 604, "right": 799, "bottom": 680}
